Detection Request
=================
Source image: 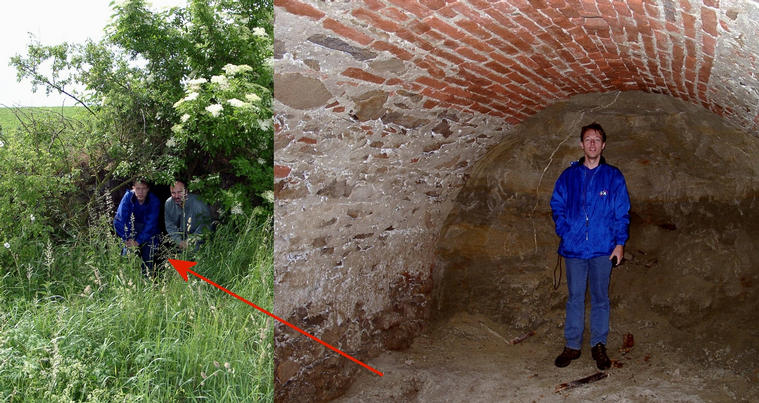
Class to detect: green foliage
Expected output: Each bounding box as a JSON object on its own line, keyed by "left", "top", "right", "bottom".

{"left": 0, "top": 211, "right": 273, "bottom": 401}
{"left": 0, "top": 108, "right": 91, "bottom": 259}
{"left": 10, "top": 0, "right": 274, "bottom": 215}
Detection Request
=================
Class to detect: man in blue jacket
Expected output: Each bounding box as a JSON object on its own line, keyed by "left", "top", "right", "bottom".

{"left": 550, "top": 122, "right": 630, "bottom": 370}
{"left": 113, "top": 179, "right": 161, "bottom": 278}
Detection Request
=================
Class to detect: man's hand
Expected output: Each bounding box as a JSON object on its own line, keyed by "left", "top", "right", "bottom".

{"left": 125, "top": 239, "right": 139, "bottom": 248}
{"left": 610, "top": 245, "right": 624, "bottom": 266}
{"left": 179, "top": 240, "right": 188, "bottom": 249}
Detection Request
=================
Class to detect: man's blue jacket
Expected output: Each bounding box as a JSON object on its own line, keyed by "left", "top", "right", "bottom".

{"left": 113, "top": 190, "right": 161, "bottom": 245}
{"left": 550, "top": 157, "right": 630, "bottom": 259}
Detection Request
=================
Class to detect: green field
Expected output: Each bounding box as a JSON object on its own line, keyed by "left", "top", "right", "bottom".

{"left": 0, "top": 106, "right": 89, "bottom": 132}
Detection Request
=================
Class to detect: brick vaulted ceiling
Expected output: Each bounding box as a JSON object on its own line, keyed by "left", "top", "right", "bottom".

{"left": 276, "top": 0, "right": 759, "bottom": 133}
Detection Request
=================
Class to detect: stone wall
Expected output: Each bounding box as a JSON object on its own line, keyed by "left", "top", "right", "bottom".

{"left": 273, "top": 1, "right": 759, "bottom": 401}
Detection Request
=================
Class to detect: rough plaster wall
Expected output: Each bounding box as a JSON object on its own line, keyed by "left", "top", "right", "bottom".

{"left": 273, "top": 0, "right": 759, "bottom": 401}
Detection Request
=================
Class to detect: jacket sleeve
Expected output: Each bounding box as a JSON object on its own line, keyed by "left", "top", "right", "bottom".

{"left": 164, "top": 200, "right": 183, "bottom": 244}
{"left": 612, "top": 173, "right": 631, "bottom": 245}
{"left": 113, "top": 191, "right": 133, "bottom": 241}
{"left": 550, "top": 172, "right": 570, "bottom": 239}
{"left": 136, "top": 195, "right": 160, "bottom": 245}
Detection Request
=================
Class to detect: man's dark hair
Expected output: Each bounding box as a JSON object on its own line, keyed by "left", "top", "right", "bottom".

{"left": 172, "top": 179, "right": 187, "bottom": 188}
{"left": 580, "top": 122, "right": 606, "bottom": 142}
{"left": 134, "top": 178, "right": 150, "bottom": 187}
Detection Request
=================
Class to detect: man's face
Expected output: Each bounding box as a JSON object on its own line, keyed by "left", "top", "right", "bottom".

{"left": 170, "top": 183, "right": 186, "bottom": 206}
{"left": 133, "top": 182, "right": 149, "bottom": 203}
{"left": 581, "top": 129, "right": 605, "bottom": 160}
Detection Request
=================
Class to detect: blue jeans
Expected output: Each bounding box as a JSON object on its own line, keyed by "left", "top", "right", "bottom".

{"left": 564, "top": 255, "right": 613, "bottom": 349}
{"left": 121, "top": 236, "right": 160, "bottom": 278}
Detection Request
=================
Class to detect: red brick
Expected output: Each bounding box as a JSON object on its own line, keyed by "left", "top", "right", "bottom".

{"left": 431, "top": 48, "right": 466, "bottom": 65}
{"left": 443, "top": 85, "right": 472, "bottom": 100}
{"left": 387, "top": 0, "right": 432, "bottom": 19}
{"left": 702, "top": 35, "right": 716, "bottom": 57}
{"left": 397, "top": 28, "right": 436, "bottom": 52}
{"left": 703, "top": 0, "right": 718, "bottom": 7}
{"left": 323, "top": 19, "right": 373, "bottom": 46}
{"left": 351, "top": 8, "right": 401, "bottom": 33}
{"left": 379, "top": 7, "right": 410, "bottom": 22}
{"left": 415, "top": 75, "right": 447, "bottom": 90}
{"left": 276, "top": 0, "right": 327, "bottom": 20}
{"left": 444, "top": 3, "right": 470, "bottom": 18}
{"left": 485, "top": 7, "right": 517, "bottom": 30}
{"left": 679, "top": 0, "right": 691, "bottom": 12}
{"left": 513, "top": 14, "right": 542, "bottom": 33}
{"left": 455, "top": 47, "right": 488, "bottom": 62}
{"left": 333, "top": 106, "right": 345, "bottom": 113}
{"left": 423, "top": 16, "right": 464, "bottom": 39}
{"left": 422, "top": 100, "right": 439, "bottom": 109}
{"left": 413, "top": 57, "right": 446, "bottom": 78}
{"left": 372, "top": 41, "right": 414, "bottom": 60}
{"left": 612, "top": 1, "right": 631, "bottom": 17}
{"left": 297, "top": 137, "right": 317, "bottom": 144}
{"left": 274, "top": 164, "right": 291, "bottom": 178}
{"left": 484, "top": 61, "right": 510, "bottom": 75}
{"left": 470, "top": 103, "right": 495, "bottom": 114}
{"left": 455, "top": 19, "right": 493, "bottom": 40}
{"left": 341, "top": 68, "right": 386, "bottom": 84}
{"left": 467, "top": 0, "right": 492, "bottom": 10}
{"left": 701, "top": 7, "right": 718, "bottom": 37}
{"left": 362, "top": 0, "right": 383, "bottom": 10}
{"left": 409, "top": 20, "right": 431, "bottom": 35}
{"left": 458, "top": 67, "right": 492, "bottom": 87}
{"left": 386, "top": 78, "right": 403, "bottom": 86}
{"left": 627, "top": 0, "right": 645, "bottom": 15}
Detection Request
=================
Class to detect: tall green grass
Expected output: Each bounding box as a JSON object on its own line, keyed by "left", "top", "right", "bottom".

{"left": 0, "top": 209, "right": 273, "bottom": 401}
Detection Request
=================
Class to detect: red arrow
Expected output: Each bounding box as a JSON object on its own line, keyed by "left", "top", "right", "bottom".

{"left": 168, "top": 259, "right": 383, "bottom": 376}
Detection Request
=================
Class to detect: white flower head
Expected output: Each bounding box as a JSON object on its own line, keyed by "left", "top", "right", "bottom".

{"left": 222, "top": 64, "right": 253, "bottom": 75}
{"left": 227, "top": 98, "right": 249, "bottom": 108}
{"left": 0, "top": 140, "right": 5, "bottom": 147}
{"left": 257, "top": 157, "right": 265, "bottom": 165}
{"left": 3, "top": 242, "right": 9, "bottom": 249}
{"left": 185, "top": 92, "right": 199, "bottom": 102}
{"left": 205, "top": 103, "right": 224, "bottom": 117}
{"left": 166, "top": 138, "right": 177, "bottom": 147}
{"left": 211, "top": 75, "right": 229, "bottom": 89}
{"left": 258, "top": 119, "right": 272, "bottom": 131}
{"left": 180, "top": 113, "right": 191, "bottom": 123}
{"left": 230, "top": 202, "right": 243, "bottom": 215}
{"left": 171, "top": 124, "right": 183, "bottom": 133}
{"left": 252, "top": 27, "right": 267, "bottom": 37}
{"left": 187, "top": 77, "right": 207, "bottom": 90}
{"left": 30, "top": 214, "right": 35, "bottom": 222}
{"left": 245, "top": 93, "right": 261, "bottom": 103}
{"left": 261, "top": 190, "right": 274, "bottom": 204}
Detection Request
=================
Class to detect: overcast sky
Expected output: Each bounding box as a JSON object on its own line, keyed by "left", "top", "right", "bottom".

{"left": 1, "top": 0, "right": 185, "bottom": 107}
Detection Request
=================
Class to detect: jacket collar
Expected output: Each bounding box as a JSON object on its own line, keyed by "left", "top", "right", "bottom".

{"left": 577, "top": 155, "right": 606, "bottom": 167}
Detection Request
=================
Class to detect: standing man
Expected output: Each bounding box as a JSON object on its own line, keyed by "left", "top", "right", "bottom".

{"left": 550, "top": 122, "right": 630, "bottom": 370}
{"left": 164, "top": 180, "right": 212, "bottom": 251}
{"left": 114, "top": 179, "right": 161, "bottom": 278}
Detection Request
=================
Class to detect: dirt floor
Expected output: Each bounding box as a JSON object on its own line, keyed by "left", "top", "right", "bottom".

{"left": 336, "top": 304, "right": 758, "bottom": 402}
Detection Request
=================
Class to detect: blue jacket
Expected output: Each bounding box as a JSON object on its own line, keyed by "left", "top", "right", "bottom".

{"left": 113, "top": 190, "right": 161, "bottom": 245}
{"left": 550, "top": 157, "right": 630, "bottom": 259}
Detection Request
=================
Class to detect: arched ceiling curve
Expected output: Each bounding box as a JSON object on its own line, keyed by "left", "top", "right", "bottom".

{"left": 276, "top": 0, "right": 759, "bottom": 134}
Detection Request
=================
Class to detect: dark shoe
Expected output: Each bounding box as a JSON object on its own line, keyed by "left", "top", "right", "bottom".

{"left": 554, "top": 347, "right": 581, "bottom": 368}
{"left": 591, "top": 343, "right": 611, "bottom": 370}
